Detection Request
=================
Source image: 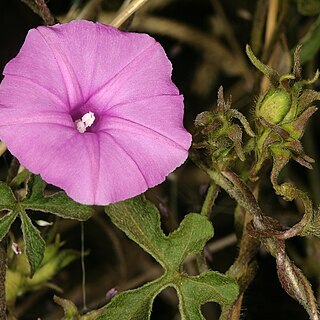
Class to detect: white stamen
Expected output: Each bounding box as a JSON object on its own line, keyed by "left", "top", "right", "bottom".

{"left": 75, "top": 111, "right": 95, "bottom": 133}
{"left": 76, "top": 120, "right": 86, "bottom": 133}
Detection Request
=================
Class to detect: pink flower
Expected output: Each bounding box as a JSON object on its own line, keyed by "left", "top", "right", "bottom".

{"left": 0, "top": 20, "right": 191, "bottom": 205}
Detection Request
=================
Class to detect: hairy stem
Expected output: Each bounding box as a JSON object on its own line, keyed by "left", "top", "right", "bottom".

{"left": 200, "top": 183, "right": 219, "bottom": 217}
{"left": 207, "top": 168, "right": 264, "bottom": 222}
{"left": 21, "top": 0, "right": 56, "bottom": 25}
{"left": 220, "top": 188, "right": 260, "bottom": 320}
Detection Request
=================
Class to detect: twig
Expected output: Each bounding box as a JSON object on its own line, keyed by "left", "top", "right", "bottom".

{"left": 110, "top": 0, "right": 150, "bottom": 28}
{"left": 182, "top": 234, "right": 237, "bottom": 266}
{"left": 261, "top": 0, "right": 279, "bottom": 91}
{"left": 206, "top": 233, "right": 237, "bottom": 253}
{"left": 35, "top": 0, "right": 55, "bottom": 25}
{"left": 20, "top": 0, "right": 56, "bottom": 25}
{"left": 265, "top": 0, "right": 279, "bottom": 48}
{"left": 261, "top": 0, "right": 289, "bottom": 65}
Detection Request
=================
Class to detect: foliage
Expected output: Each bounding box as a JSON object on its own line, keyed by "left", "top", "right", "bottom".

{"left": 0, "top": 175, "right": 94, "bottom": 276}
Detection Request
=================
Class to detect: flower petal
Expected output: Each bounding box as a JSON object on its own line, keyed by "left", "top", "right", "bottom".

{"left": 88, "top": 133, "right": 150, "bottom": 204}
{"left": 29, "top": 21, "right": 170, "bottom": 106}
{"left": 97, "top": 93, "right": 192, "bottom": 190}
{"left": 0, "top": 122, "right": 98, "bottom": 204}
{"left": 3, "top": 28, "right": 72, "bottom": 109}
{"left": 0, "top": 76, "right": 68, "bottom": 115}
{"left": 98, "top": 95, "right": 190, "bottom": 150}
{"left": 88, "top": 38, "right": 179, "bottom": 111}
{"left": 98, "top": 125, "right": 189, "bottom": 192}
{"left": 0, "top": 121, "right": 149, "bottom": 204}
{"left": 0, "top": 20, "right": 191, "bottom": 205}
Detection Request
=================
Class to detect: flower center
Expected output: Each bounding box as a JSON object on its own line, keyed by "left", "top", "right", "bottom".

{"left": 74, "top": 111, "right": 95, "bottom": 133}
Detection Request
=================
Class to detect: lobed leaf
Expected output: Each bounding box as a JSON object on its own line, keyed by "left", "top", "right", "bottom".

{"left": 106, "top": 195, "right": 170, "bottom": 268}
{"left": 176, "top": 272, "right": 239, "bottom": 320}
{"left": 0, "top": 182, "right": 16, "bottom": 211}
{"left": 0, "top": 211, "right": 19, "bottom": 242}
{"left": 103, "top": 196, "right": 238, "bottom": 320}
{"left": 19, "top": 209, "right": 45, "bottom": 277}
{"left": 97, "top": 278, "right": 164, "bottom": 320}
{"left": 0, "top": 182, "right": 19, "bottom": 242}
{"left": 0, "top": 175, "right": 95, "bottom": 276}
{"left": 106, "top": 196, "right": 214, "bottom": 270}
{"left": 23, "top": 192, "right": 94, "bottom": 221}
{"left": 164, "top": 213, "right": 214, "bottom": 270}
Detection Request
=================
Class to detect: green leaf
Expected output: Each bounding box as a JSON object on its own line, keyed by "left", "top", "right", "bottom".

{"left": 0, "top": 211, "right": 19, "bottom": 242}
{"left": 0, "top": 182, "right": 16, "bottom": 211}
{"left": 20, "top": 209, "right": 45, "bottom": 276}
{"left": 106, "top": 196, "right": 213, "bottom": 270}
{"left": 0, "top": 176, "right": 93, "bottom": 277}
{"left": 106, "top": 196, "right": 167, "bottom": 265}
{"left": 24, "top": 192, "right": 94, "bottom": 221}
{"left": 0, "top": 182, "right": 18, "bottom": 241}
{"left": 297, "top": 15, "right": 320, "bottom": 64}
{"left": 101, "top": 196, "right": 238, "bottom": 320}
{"left": 97, "top": 278, "right": 164, "bottom": 320}
{"left": 165, "top": 214, "right": 214, "bottom": 270}
{"left": 177, "top": 272, "right": 239, "bottom": 320}
{"left": 58, "top": 197, "right": 238, "bottom": 319}
{"left": 23, "top": 175, "right": 94, "bottom": 221}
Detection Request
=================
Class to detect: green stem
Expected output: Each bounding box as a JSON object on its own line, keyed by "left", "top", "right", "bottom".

{"left": 194, "top": 183, "right": 219, "bottom": 273}
{"left": 246, "top": 44, "right": 279, "bottom": 86}
{"left": 200, "top": 183, "right": 219, "bottom": 217}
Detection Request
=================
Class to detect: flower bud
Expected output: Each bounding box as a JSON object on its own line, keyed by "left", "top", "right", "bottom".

{"left": 256, "top": 88, "right": 291, "bottom": 124}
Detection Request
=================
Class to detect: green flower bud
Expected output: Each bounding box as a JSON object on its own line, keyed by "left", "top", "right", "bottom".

{"left": 256, "top": 88, "right": 291, "bottom": 124}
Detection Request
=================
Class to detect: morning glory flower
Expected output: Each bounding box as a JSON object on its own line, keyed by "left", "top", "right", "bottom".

{"left": 0, "top": 20, "right": 191, "bottom": 205}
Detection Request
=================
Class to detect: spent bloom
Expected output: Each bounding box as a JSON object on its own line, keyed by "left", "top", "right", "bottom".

{"left": 0, "top": 20, "right": 191, "bottom": 205}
